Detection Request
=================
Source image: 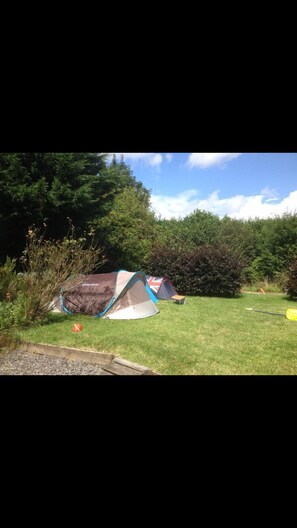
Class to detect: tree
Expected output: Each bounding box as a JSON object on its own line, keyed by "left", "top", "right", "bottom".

{"left": 96, "top": 154, "right": 150, "bottom": 216}
{"left": 286, "top": 259, "right": 297, "bottom": 298}
{"left": 266, "top": 213, "right": 297, "bottom": 267}
{"left": 0, "top": 153, "right": 108, "bottom": 262}
{"left": 157, "top": 209, "right": 220, "bottom": 251}
{"left": 245, "top": 214, "right": 297, "bottom": 281}
{"left": 217, "top": 217, "right": 256, "bottom": 264}
{"left": 245, "top": 252, "right": 283, "bottom": 283}
{"left": 94, "top": 186, "right": 158, "bottom": 271}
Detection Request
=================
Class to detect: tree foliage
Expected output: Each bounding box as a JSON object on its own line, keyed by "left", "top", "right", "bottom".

{"left": 97, "top": 154, "right": 149, "bottom": 216}
{"left": 1, "top": 152, "right": 297, "bottom": 294}
{"left": 157, "top": 209, "right": 220, "bottom": 251}
{"left": 286, "top": 259, "right": 297, "bottom": 298}
{"left": 217, "top": 217, "right": 256, "bottom": 264}
{"left": 0, "top": 153, "right": 148, "bottom": 263}
{"left": 0, "top": 257, "right": 17, "bottom": 302}
{"left": 0, "top": 153, "right": 107, "bottom": 261}
{"left": 94, "top": 186, "right": 158, "bottom": 271}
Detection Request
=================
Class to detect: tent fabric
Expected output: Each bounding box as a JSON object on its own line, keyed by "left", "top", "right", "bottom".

{"left": 146, "top": 276, "right": 178, "bottom": 300}
{"left": 60, "top": 271, "right": 159, "bottom": 320}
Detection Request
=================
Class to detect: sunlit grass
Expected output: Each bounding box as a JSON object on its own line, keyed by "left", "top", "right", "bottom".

{"left": 16, "top": 294, "right": 297, "bottom": 375}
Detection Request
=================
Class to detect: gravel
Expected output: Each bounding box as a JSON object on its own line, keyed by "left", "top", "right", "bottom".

{"left": 0, "top": 349, "right": 112, "bottom": 375}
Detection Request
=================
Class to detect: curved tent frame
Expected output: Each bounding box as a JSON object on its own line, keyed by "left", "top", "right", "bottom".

{"left": 60, "top": 271, "right": 159, "bottom": 320}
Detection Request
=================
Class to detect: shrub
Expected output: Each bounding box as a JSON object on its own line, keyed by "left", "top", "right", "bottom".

{"left": 286, "top": 260, "right": 297, "bottom": 298}
{"left": 0, "top": 294, "right": 29, "bottom": 330}
{"left": 0, "top": 257, "right": 18, "bottom": 302}
{"left": 148, "top": 244, "right": 244, "bottom": 297}
{"left": 185, "top": 245, "right": 244, "bottom": 296}
{"left": 0, "top": 301, "right": 16, "bottom": 330}
{"left": 272, "top": 271, "right": 289, "bottom": 292}
{"left": 243, "top": 253, "right": 283, "bottom": 284}
{"left": 0, "top": 330, "right": 22, "bottom": 352}
{"left": 16, "top": 224, "right": 106, "bottom": 324}
{"left": 147, "top": 244, "right": 186, "bottom": 291}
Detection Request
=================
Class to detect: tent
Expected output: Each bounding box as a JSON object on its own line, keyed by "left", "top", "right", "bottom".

{"left": 60, "top": 270, "right": 159, "bottom": 320}
{"left": 146, "top": 275, "right": 177, "bottom": 300}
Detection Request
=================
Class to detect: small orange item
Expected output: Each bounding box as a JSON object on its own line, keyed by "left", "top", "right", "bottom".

{"left": 72, "top": 323, "right": 83, "bottom": 332}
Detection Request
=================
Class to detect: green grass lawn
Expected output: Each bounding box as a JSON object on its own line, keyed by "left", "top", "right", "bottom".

{"left": 16, "top": 294, "right": 297, "bottom": 375}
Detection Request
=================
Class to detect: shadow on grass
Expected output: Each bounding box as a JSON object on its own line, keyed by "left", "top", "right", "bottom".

{"left": 42, "top": 312, "right": 73, "bottom": 325}
{"left": 13, "top": 312, "right": 73, "bottom": 329}
{"left": 281, "top": 295, "right": 297, "bottom": 303}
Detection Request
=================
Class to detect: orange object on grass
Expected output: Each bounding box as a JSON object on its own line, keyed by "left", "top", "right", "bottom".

{"left": 72, "top": 323, "right": 83, "bottom": 332}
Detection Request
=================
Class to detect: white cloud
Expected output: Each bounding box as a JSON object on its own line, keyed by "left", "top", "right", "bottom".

{"left": 187, "top": 153, "right": 241, "bottom": 169}
{"left": 149, "top": 153, "right": 162, "bottom": 166}
{"left": 151, "top": 190, "right": 198, "bottom": 219}
{"left": 165, "top": 153, "right": 173, "bottom": 162}
{"left": 150, "top": 189, "right": 297, "bottom": 220}
{"left": 116, "top": 153, "right": 163, "bottom": 167}
{"left": 260, "top": 186, "right": 279, "bottom": 200}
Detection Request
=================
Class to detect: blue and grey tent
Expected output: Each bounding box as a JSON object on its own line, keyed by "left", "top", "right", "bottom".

{"left": 60, "top": 270, "right": 159, "bottom": 320}
{"left": 146, "top": 276, "right": 177, "bottom": 300}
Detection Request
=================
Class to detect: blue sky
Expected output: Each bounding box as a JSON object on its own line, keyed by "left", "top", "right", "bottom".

{"left": 113, "top": 153, "right": 297, "bottom": 220}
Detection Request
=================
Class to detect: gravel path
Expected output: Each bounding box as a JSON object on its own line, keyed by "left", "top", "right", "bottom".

{"left": 0, "top": 349, "right": 112, "bottom": 375}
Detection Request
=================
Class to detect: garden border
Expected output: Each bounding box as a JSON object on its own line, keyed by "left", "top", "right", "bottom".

{"left": 22, "top": 342, "right": 160, "bottom": 375}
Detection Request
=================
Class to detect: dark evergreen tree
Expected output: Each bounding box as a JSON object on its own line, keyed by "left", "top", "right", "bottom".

{"left": 0, "top": 153, "right": 107, "bottom": 261}
{"left": 0, "top": 152, "right": 152, "bottom": 264}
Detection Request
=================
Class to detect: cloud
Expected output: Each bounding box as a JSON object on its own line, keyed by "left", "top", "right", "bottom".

{"left": 187, "top": 153, "right": 241, "bottom": 169}
{"left": 150, "top": 189, "right": 297, "bottom": 220}
{"left": 165, "top": 153, "right": 173, "bottom": 162}
{"left": 260, "top": 186, "right": 279, "bottom": 200}
{"left": 116, "top": 153, "right": 163, "bottom": 167}
{"left": 151, "top": 190, "right": 198, "bottom": 219}
{"left": 149, "top": 153, "right": 162, "bottom": 166}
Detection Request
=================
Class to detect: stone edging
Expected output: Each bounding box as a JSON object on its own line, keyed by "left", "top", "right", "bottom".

{"left": 21, "top": 342, "right": 160, "bottom": 376}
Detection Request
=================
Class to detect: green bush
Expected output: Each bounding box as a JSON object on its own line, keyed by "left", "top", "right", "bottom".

{"left": 0, "top": 294, "right": 28, "bottom": 331}
{"left": 0, "top": 329, "right": 22, "bottom": 351}
{"left": 148, "top": 244, "right": 244, "bottom": 297}
{"left": 0, "top": 301, "right": 16, "bottom": 330}
{"left": 243, "top": 253, "right": 283, "bottom": 283}
{"left": 0, "top": 257, "right": 18, "bottom": 302}
{"left": 147, "top": 244, "right": 186, "bottom": 293}
{"left": 286, "top": 260, "right": 297, "bottom": 298}
{"left": 273, "top": 271, "right": 289, "bottom": 292}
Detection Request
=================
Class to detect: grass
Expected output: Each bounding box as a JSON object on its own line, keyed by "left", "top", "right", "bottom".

{"left": 16, "top": 294, "right": 297, "bottom": 375}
